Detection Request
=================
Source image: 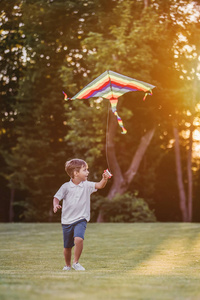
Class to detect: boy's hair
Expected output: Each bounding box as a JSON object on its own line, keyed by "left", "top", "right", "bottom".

{"left": 65, "top": 159, "right": 87, "bottom": 178}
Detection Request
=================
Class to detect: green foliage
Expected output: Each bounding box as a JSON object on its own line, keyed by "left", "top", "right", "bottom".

{"left": 1, "top": 0, "right": 200, "bottom": 222}
{"left": 61, "top": 0, "right": 179, "bottom": 205}
{"left": 64, "top": 98, "right": 108, "bottom": 177}
{"left": 1, "top": 0, "right": 81, "bottom": 220}
{"left": 91, "top": 192, "right": 156, "bottom": 223}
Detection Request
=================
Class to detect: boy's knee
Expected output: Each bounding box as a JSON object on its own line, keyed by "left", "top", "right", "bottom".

{"left": 64, "top": 247, "right": 72, "bottom": 253}
{"left": 74, "top": 237, "right": 83, "bottom": 244}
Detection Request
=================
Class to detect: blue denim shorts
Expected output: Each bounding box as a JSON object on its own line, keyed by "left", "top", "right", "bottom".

{"left": 62, "top": 219, "right": 87, "bottom": 248}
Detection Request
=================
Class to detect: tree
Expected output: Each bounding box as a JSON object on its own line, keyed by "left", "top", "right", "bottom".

{"left": 0, "top": 1, "right": 25, "bottom": 221}
{"left": 3, "top": 0, "right": 99, "bottom": 221}
{"left": 62, "top": 0, "right": 169, "bottom": 221}
{"left": 171, "top": 2, "right": 200, "bottom": 221}
{"left": 64, "top": 0, "right": 196, "bottom": 221}
{"left": 2, "top": 0, "right": 200, "bottom": 223}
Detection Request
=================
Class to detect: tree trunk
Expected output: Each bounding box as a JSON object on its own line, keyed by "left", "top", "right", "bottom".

{"left": 106, "top": 109, "right": 126, "bottom": 199}
{"left": 173, "top": 127, "right": 188, "bottom": 222}
{"left": 9, "top": 188, "right": 15, "bottom": 222}
{"left": 97, "top": 109, "right": 123, "bottom": 222}
{"left": 97, "top": 103, "right": 155, "bottom": 222}
{"left": 144, "top": 0, "right": 149, "bottom": 8}
{"left": 123, "top": 128, "right": 155, "bottom": 187}
{"left": 187, "top": 121, "right": 193, "bottom": 222}
{"left": 187, "top": 75, "right": 197, "bottom": 222}
{"left": 108, "top": 127, "right": 156, "bottom": 197}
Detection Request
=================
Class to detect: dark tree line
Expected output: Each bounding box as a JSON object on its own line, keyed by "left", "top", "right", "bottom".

{"left": 1, "top": 0, "right": 200, "bottom": 222}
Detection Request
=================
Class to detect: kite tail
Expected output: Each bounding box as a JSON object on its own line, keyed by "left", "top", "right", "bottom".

{"left": 62, "top": 91, "right": 68, "bottom": 100}
{"left": 114, "top": 111, "right": 127, "bottom": 134}
{"left": 110, "top": 98, "right": 127, "bottom": 134}
{"left": 62, "top": 91, "right": 72, "bottom": 101}
{"left": 143, "top": 90, "right": 153, "bottom": 101}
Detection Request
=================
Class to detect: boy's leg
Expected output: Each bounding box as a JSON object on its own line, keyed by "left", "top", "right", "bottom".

{"left": 73, "top": 219, "right": 87, "bottom": 264}
{"left": 73, "top": 237, "right": 83, "bottom": 264}
{"left": 62, "top": 224, "right": 74, "bottom": 268}
{"left": 64, "top": 248, "right": 72, "bottom": 267}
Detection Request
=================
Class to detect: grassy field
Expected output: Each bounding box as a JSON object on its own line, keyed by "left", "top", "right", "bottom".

{"left": 0, "top": 223, "right": 200, "bottom": 300}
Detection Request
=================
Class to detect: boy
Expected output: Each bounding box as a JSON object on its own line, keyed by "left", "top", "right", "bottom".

{"left": 53, "top": 158, "right": 110, "bottom": 271}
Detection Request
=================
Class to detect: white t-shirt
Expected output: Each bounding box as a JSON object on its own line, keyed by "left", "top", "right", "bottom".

{"left": 54, "top": 180, "right": 97, "bottom": 224}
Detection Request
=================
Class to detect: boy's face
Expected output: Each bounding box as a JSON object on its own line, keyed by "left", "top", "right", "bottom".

{"left": 75, "top": 164, "right": 89, "bottom": 181}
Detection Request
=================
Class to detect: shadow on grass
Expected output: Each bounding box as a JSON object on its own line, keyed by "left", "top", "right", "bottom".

{"left": 1, "top": 223, "right": 200, "bottom": 300}
{"left": 84, "top": 223, "right": 200, "bottom": 274}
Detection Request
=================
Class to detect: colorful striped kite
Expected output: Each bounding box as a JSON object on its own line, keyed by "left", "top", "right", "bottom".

{"left": 63, "top": 70, "right": 155, "bottom": 134}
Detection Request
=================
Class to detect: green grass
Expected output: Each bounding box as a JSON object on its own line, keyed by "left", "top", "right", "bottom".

{"left": 0, "top": 223, "right": 200, "bottom": 300}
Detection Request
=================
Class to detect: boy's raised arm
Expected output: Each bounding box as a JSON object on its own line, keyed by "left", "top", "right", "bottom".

{"left": 95, "top": 172, "right": 110, "bottom": 189}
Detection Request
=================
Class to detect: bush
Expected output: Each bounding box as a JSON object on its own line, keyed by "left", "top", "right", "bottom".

{"left": 91, "top": 192, "right": 156, "bottom": 222}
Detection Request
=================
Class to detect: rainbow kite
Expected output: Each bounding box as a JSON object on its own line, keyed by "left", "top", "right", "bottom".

{"left": 63, "top": 70, "right": 155, "bottom": 134}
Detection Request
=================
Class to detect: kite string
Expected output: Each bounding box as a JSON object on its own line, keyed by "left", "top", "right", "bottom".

{"left": 105, "top": 99, "right": 111, "bottom": 172}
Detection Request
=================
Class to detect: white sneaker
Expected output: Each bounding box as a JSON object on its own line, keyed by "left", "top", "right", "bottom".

{"left": 63, "top": 266, "right": 71, "bottom": 271}
{"left": 72, "top": 262, "right": 85, "bottom": 271}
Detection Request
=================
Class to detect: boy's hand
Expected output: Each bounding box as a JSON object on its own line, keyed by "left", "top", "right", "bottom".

{"left": 103, "top": 169, "right": 112, "bottom": 179}
{"left": 53, "top": 204, "right": 62, "bottom": 213}
{"left": 95, "top": 170, "right": 112, "bottom": 189}
{"left": 102, "top": 172, "right": 110, "bottom": 180}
